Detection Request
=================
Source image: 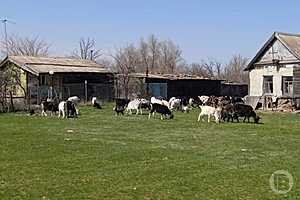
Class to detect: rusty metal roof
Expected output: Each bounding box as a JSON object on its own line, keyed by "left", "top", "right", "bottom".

{"left": 0, "top": 55, "right": 111, "bottom": 75}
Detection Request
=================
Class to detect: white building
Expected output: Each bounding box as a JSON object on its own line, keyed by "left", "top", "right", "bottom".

{"left": 245, "top": 32, "right": 300, "bottom": 108}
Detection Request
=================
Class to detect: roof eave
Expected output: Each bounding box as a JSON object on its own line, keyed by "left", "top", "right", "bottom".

{"left": 245, "top": 32, "right": 277, "bottom": 71}
{"left": 245, "top": 32, "right": 300, "bottom": 71}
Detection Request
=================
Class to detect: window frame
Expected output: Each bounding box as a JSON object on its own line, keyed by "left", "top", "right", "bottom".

{"left": 282, "top": 76, "right": 293, "bottom": 96}
{"left": 263, "top": 75, "right": 273, "bottom": 94}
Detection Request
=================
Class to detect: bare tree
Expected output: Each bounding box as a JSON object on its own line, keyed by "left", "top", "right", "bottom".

{"left": 223, "top": 55, "right": 249, "bottom": 83}
{"left": 139, "top": 38, "right": 150, "bottom": 73}
{"left": 0, "top": 65, "right": 28, "bottom": 112}
{"left": 139, "top": 35, "right": 160, "bottom": 74}
{"left": 188, "top": 63, "right": 210, "bottom": 77}
{"left": 138, "top": 35, "right": 183, "bottom": 74}
{"left": 159, "top": 40, "right": 183, "bottom": 74}
{"left": 72, "top": 37, "right": 102, "bottom": 61}
{"left": 186, "top": 59, "right": 223, "bottom": 79}
{"left": 111, "top": 44, "right": 139, "bottom": 98}
{"left": 0, "top": 35, "right": 50, "bottom": 56}
{"left": 148, "top": 35, "right": 159, "bottom": 73}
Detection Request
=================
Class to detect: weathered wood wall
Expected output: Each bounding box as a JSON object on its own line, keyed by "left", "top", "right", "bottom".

{"left": 293, "top": 65, "right": 300, "bottom": 97}
{"left": 167, "top": 80, "right": 221, "bottom": 99}
{"left": 221, "top": 83, "right": 248, "bottom": 97}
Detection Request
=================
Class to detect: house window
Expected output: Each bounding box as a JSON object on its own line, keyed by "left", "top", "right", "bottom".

{"left": 263, "top": 76, "right": 273, "bottom": 94}
{"left": 282, "top": 76, "right": 293, "bottom": 96}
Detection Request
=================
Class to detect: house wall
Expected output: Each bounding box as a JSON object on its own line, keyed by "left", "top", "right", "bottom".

{"left": 0, "top": 63, "right": 28, "bottom": 96}
{"left": 293, "top": 65, "right": 300, "bottom": 97}
{"left": 249, "top": 65, "right": 294, "bottom": 96}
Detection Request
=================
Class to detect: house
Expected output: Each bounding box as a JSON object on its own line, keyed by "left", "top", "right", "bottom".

{"left": 0, "top": 56, "right": 114, "bottom": 109}
{"left": 117, "top": 73, "right": 223, "bottom": 99}
{"left": 245, "top": 32, "right": 300, "bottom": 109}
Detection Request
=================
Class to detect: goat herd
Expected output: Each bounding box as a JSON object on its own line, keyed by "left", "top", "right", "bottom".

{"left": 113, "top": 95, "right": 261, "bottom": 123}
{"left": 40, "top": 95, "right": 261, "bottom": 124}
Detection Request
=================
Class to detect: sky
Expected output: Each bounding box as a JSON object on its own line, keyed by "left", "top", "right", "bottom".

{"left": 1, "top": 0, "right": 300, "bottom": 64}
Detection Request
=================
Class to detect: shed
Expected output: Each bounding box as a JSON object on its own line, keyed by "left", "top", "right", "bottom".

{"left": 0, "top": 56, "right": 114, "bottom": 107}
{"left": 221, "top": 82, "right": 248, "bottom": 97}
{"left": 126, "top": 73, "right": 222, "bottom": 99}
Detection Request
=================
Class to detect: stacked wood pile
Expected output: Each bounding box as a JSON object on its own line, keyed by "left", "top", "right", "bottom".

{"left": 276, "top": 98, "right": 296, "bottom": 112}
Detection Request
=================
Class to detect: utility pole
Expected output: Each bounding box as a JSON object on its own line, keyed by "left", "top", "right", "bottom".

{"left": 146, "top": 65, "right": 149, "bottom": 97}
{"left": 1, "top": 19, "right": 15, "bottom": 56}
{"left": 90, "top": 50, "right": 94, "bottom": 60}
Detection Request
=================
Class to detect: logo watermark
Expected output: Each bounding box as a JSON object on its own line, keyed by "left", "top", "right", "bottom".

{"left": 269, "top": 170, "right": 294, "bottom": 194}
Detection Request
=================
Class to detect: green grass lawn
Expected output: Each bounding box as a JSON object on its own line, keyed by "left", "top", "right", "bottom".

{"left": 0, "top": 104, "right": 299, "bottom": 200}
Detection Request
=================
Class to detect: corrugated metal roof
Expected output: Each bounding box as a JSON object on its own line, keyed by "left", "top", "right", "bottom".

{"left": 0, "top": 55, "right": 111, "bottom": 75}
{"left": 277, "top": 32, "right": 300, "bottom": 58}
{"left": 127, "top": 73, "right": 220, "bottom": 80}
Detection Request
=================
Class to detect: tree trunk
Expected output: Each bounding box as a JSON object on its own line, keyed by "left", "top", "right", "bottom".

{"left": 9, "top": 91, "right": 15, "bottom": 112}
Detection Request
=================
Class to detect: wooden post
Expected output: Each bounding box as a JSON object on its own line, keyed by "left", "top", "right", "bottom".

{"left": 85, "top": 80, "right": 88, "bottom": 103}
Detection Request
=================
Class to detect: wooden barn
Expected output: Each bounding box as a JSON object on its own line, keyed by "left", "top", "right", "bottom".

{"left": 221, "top": 82, "right": 248, "bottom": 97}
{"left": 245, "top": 32, "right": 300, "bottom": 109}
{"left": 123, "top": 73, "right": 222, "bottom": 99}
{"left": 0, "top": 56, "right": 114, "bottom": 109}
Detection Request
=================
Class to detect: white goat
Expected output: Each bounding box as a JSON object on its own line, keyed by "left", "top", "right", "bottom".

{"left": 197, "top": 105, "right": 222, "bottom": 123}
{"left": 58, "top": 101, "right": 67, "bottom": 118}
{"left": 199, "top": 95, "right": 209, "bottom": 105}
{"left": 169, "top": 98, "right": 181, "bottom": 110}
{"left": 188, "top": 98, "right": 194, "bottom": 106}
{"left": 161, "top": 100, "right": 170, "bottom": 108}
{"left": 151, "top": 97, "right": 162, "bottom": 104}
{"left": 126, "top": 99, "right": 142, "bottom": 115}
{"left": 92, "top": 97, "right": 97, "bottom": 105}
{"left": 151, "top": 97, "right": 170, "bottom": 108}
{"left": 168, "top": 97, "right": 176, "bottom": 105}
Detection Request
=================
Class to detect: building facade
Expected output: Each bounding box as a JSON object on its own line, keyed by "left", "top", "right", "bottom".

{"left": 0, "top": 56, "right": 114, "bottom": 110}
{"left": 245, "top": 32, "right": 300, "bottom": 108}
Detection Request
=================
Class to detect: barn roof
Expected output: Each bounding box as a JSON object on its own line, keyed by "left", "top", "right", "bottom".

{"left": 0, "top": 55, "right": 111, "bottom": 76}
{"left": 245, "top": 32, "right": 300, "bottom": 71}
{"left": 128, "top": 73, "right": 221, "bottom": 81}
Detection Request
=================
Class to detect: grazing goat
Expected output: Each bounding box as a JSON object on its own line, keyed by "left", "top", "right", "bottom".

{"left": 58, "top": 100, "right": 77, "bottom": 118}
{"left": 189, "top": 97, "right": 202, "bottom": 108}
{"left": 221, "top": 104, "right": 238, "bottom": 122}
{"left": 67, "top": 96, "right": 80, "bottom": 114}
{"left": 92, "top": 97, "right": 102, "bottom": 109}
{"left": 199, "top": 96, "right": 210, "bottom": 105}
{"left": 169, "top": 97, "right": 182, "bottom": 110}
{"left": 233, "top": 103, "right": 260, "bottom": 123}
{"left": 126, "top": 99, "right": 142, "bottom": 115}
{"left": 68, "top": 96, "right": 80, "bottom": 104}
{"left": 148, "top": 103, "right": 174, "bottom": 120}
{"left": 197, "top": 105, "right": 222, "bottom": 123}
{"left": 151, "top": 97, "right": 170, "bottom": 108}
{"left": 114, "top": 98, "right": 130, "bottom": 115}
{"left": 139, "top": 99, "right": 151, "bottom": 114}
{"left": 41, "top": 100, "right": 59, "bottom": 116}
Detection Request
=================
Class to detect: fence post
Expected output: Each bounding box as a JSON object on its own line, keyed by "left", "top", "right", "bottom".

{"left": 85, "top": 80, "right": 88, "bottom": 103}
